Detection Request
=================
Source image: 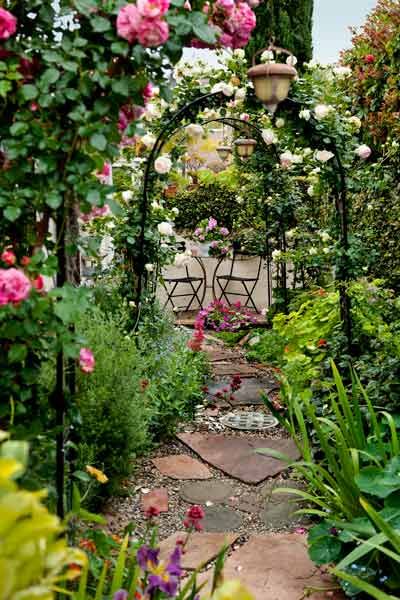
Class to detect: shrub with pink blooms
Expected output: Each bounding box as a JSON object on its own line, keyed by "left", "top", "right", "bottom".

{"left": 195, "top": 299, "right": 257, "bottom": 332}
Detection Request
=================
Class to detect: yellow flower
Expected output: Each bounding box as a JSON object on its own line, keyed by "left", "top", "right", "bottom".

{"left": 86, "top": 465, "right": 108, "bottom": 484}
{"left": 211, "top": 580, "right": 254, "bottom": 600}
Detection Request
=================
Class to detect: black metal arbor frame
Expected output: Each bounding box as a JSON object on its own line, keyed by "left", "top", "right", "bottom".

{"left": 134, "top": 90, "right": 351, "bottom": 349}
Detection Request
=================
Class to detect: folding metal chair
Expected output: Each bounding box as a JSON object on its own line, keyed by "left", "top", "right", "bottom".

{"left": 162, "top": 258, "right": 206, "bottom": 311}
{"left": 213, "top": 252, "right": 263, "bottom": 313}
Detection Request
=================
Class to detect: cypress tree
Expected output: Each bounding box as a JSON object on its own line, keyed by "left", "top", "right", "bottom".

{"left": 246, "top": 0, "right": 314, "bottom": 67}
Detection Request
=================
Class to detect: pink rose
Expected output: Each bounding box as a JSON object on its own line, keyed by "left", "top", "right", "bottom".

{"left": 142, "top": 82, "right": 154, "bottom": 103}
{"left": 355, "top": 144, "right": 372, "bottom": 159}
{"left": 219, "top": 227, "right": 229, "bottom": 236}
{"left": 0, "top": 8, "right": 17, "bottom": 40}
{"left": 32, "top": 275, "right": 45, "bottom": 291}
{"left": 0, "top": 268, "right": 31, "bottom": 305}
{"left": 216, "top": 0, "right": 235, "bottom": 14}
{"left": 118, "top": 104, "right": 144, "bottom": 132}
{"left": 97, "top": 162, "right": 112, "bottom": 183}
{"left": 1, "top": 249, "right": 16, "bottom": 266}
{"left": 219, "top": 32, "right": 233, "bottom": 47}
{"left": 79, "top": 348, "right": 95, "bottom": 374}
{"left": 116, "top": 3, "right": 140, "bottom": 43}
{"left": 137, "top": 0, "right": 169, "bottom": 18}
{"left": 210, "top": 241, "right": 218, "bottom": 248}
{"left": 137, "top": 17, "right": 169, "bottom": 47}
{"left": 206, "top": 217, "right": 217, "bottom": 231}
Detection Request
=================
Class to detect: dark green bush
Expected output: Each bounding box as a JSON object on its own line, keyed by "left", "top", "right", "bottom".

{"left": 166, "top": 181, "right": 241, "bottom": 231}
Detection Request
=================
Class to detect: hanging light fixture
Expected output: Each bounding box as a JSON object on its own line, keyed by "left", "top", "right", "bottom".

{"left": 217, "top": 145, "right": 232, "bottom": 161}
{"left": 247, "top": 44, "right": 297, "bottom": 113}
{"left": 235, "top": 138, "right": 257, "bottom": 159}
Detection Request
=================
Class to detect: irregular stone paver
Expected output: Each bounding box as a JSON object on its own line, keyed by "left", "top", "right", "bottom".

{"left": 261, "top": 481, "right": 307, "bottom": 528}
{"left": 202, "top": 505, "right": 243, "bottom": 532}
{"left": 179, "top": 480, "right": 234, "bottom": 505}
{"left": 152, "top": 455, "right": 212, "bottom": 480}
{"left": 205, "top": 350, "right": 237, "bottom": 363}
{"left": 212, "top": 363, "right": 259, "bottom": 377}
{"left": 197, "top": 535, "right": 345, "bottom": 599}
{"left": 229, "top": 492, "right": 262, "bottom": 514}
{"left": 141, "top": 488, "right": 168, "bottom": 513}
{"left": 159, "top": 532, "right": 239, "bottom": 570}
{"left": 177, "top": 433, "right": 300, "bottom": 484}
{"left": 230, "top": 377, "right": 279, "bottom": 406}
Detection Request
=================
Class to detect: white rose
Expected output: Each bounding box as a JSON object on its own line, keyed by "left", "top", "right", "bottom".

{"left": 280, "top": 151, "right": 295, "bottom": 168}
{"left": 309, "top": 247, "right": 318, "bottom": 255}
{"left": 315, "top": 149, "right": 334, "bottom": 162}
{"left": 122, "top": 190, "right": 133, "bottom": 201}
{"left": 157, "top": 221, "right": 174, "bottom": 236}
{"left": 307, "top": 185, "right": 314, "bottom": 197}
{"left": 141, "top": 133, "right": 156, "bottom": 148}
{"left": 355, "top": 144, "right": 372, "bottom": 159}
{"left": 151, "top": 201, "right": 161, "bottom": 210}
{"left": 186, "top": 123, "right": 204, "bottom": 138}
{"left": 171, "top": 207, "right": 179, "bottom": 215}
{"left": 235, "top": 88, "right": 246, "bottom": 102}
{"left": 275, "top": 118, "right": 285, "bottom": 129}
{"left": 286, "top": 55, "right": 297, "bottom": 67}
{"left": 211, "top": 82, "right": 234, "bottom": 97}
{"left": 272, "top": 249, "right": 282, "bottom": 260}
{"left": 303, "top": 147, "right": 312, "bottom": 156}
{"left": 261, "top": 49, "right": 274, "bottom": 62}
{"left": 314, "top": 104, "right": 333, "bottom": 120}
{"left": 145, "top": 263, "right": 154, "bottom": 272}
{"left": 299, "top": 109, "right": 311, "bottom": 121}
{"left": 347, "top": 116, "right": 362, "bottom": 129}
{"left": 286, "top": 229, "right": 296, "bottom": 239}
{"left": 261, "top": 128, "right": 277, "bottom": 145}
{"left": 319, "top": 231, "right": 331, "bottom": 242}
{"left": 154, "top": 155, "right": 172, "bottom": 174}
{"left": 234, "top": 49, "right": 245, "bottom": 59}
{"left": 333, "top": 66, "right": 352, "bottom": 78}
{"left": 323, "top": 247, "right": 330, "bottom": 254}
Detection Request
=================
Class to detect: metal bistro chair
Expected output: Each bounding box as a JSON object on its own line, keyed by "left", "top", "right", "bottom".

{"left": 162, "top": 249, "right": 206, "bottom": 312}
{"left": 213, "top": 251, "right": 263, "bottom": 313}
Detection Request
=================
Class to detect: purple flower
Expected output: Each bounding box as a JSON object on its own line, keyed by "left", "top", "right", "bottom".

{"left": 167, "top": 546, "right": 182, "bottom": 577}
{"left": 147, "top": 574, "right": 179, "bottom": 597}
{"left": 194, "top": 227, "right": 203, "bottom": 236}
{"left": 210, "top": 240, "right": 218, "bottom": 248}
{"left": 220, "top": 227, "right": 229, "bottom": 236}
{"left": 137, "top": 545, "right": 159, "bottom": 570}
{"left": 206, "top": 217, "right": 217, "bottom": 231}
{"left": 113, "top": 591, "right": 128, "bottom": 600}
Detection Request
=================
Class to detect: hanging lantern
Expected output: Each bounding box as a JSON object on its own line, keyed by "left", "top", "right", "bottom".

{"left": 235, "top": 138, "right": 257, "bottom": 159}
{"left": 247, "top": 53, "right": 297, "bottom": 113}
{"left": 217, "top": 145, "right": 232, "bottom": 161}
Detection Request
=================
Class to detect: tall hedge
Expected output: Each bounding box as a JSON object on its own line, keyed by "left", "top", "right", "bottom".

{"left": 246, "top": 0, "right": 313, "bottom": 66}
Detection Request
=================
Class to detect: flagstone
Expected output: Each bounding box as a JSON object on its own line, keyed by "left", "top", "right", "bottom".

{"left": 179, "top": 480, "right": 234, "bottom": 505}
{"left": 212, "top": 363, "right": 259, "bottom": 377}
{"left": 229, "top": 377, "right": 279, "bottom": 406}
{"left": 159, "top": 532, "right": 239, "bottom": 570}
{"left": 141, "top": 488, "right": 168, "bottom": 513}
{"left": 177, "top": 432, "right": 299, "bottom": 484}
{"left": 198, "top": 534, "right": 345, "bottom": 599}
{"left": 152, "top": 455, "right": 212, "bottom": 480}
{"left": 202, "top": 505, "right": 243, "bottom": 532}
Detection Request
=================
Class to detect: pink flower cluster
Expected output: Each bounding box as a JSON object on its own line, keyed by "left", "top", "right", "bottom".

{"left": 0, "top": 8, "right": 17, "bottom": 40}
{"left": 195, "top": 299, "right": 257, "bottom": 332}
{"left": 214, "top": 0, "right": 256, "bottom": 49}
{"left": 80, "top": 205, "right": 110, "bottom": 222}
{"left": 116, "top": 0, "right": 170, "bottom": 47}
{"left": 0, "top": 268, "right": 31, "bottom": 306}
{"left": 79, "top": 348, "right": 95, "bottom": 373}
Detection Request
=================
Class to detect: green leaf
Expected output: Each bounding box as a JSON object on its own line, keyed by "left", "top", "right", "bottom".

{"left": 356, "top": 457, "right": 400, "bottom": 498}
{"left": 90, "top": 133, "right": 107, "bottom": 151}
{"left": 10, "top": 122, "right": 28, "bottom": 136}
{"left": 46, "top": 192, "right": 63, "bottom": 209}
{"left": 73, "top": 470, "right": 91, "bottom": 483}
{"left": 21, "top": 84, "right": 38, "bottom": 100}
{"left": 91, "top": 15, "right": 111, "bottom": 32}
{"left": 4, "top": 206, "right": 21, "bottom": 222}
{"left": 111, "top": 41, "right": 129, "bottom": 56}
{"left": 8, "top": 344, "right": 28, "bottom": 363}
{"left": 41, "top": 67, "right": 60, "bottom": 87}
{"left": 308, "top": 534, "right": 342, "bottom": 565}
{"left": 79, "top": 508, "right": 107, "bottom": 524}
{"left": 112, "top": 78, "right": 131, "bottom": 96}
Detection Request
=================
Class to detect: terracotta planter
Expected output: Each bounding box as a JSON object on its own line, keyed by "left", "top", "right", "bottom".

{"left": 164, "top": 184, "right": 178, "bottom": 198}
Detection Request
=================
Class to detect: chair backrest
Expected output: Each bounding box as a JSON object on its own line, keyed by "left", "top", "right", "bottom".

{"left": 230, "top": 251, "right": 263, "bottom": 280}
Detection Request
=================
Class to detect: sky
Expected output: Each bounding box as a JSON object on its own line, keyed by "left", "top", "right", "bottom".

{"left": 313, "top": 0, "right": 377, "bottom": 63}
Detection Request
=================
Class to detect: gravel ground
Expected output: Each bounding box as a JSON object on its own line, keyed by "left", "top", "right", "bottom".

{"left": 102, "top": 334, "right": 308, "bottom": 542}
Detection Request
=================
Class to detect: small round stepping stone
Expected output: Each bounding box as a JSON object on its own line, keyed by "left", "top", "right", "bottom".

{"left": 220, "top": 411, "right": 278, "bottom": 431}
{"left": 179, "top": 480, "right": 234, "bottom": 505}
{"left": 152, "top": 455, "right": 212, "bottom": 480}
{"left": 202, "top": 505, "right": 243, "bottom": 532}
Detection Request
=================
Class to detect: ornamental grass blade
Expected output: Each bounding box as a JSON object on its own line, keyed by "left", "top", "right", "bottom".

{"left": 381, "top": 411, "right": 400, "bottom": 457}
{"left": 336, "top": 532, "right": 388, "bottom": 569}
{"left": 331, "top": 569, "right": 398, "bottom": 600}
{"left": 75, "top": 562, "right": 89, "bottom": 600}
{"left": 331, "top": 361, "right": 364, "bottom": 449}
{"left": 360, "top": 498, "right": 400, "bottom": 554}
{"left": 94, "top": 562, "right": 109, "bottom": 600}
{"left": 110, "top": 535, "right": 129, "bottom": 595}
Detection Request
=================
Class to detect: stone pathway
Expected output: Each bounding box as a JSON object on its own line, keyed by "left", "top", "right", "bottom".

{"left": 105, "top": 331, "right": 343, "bottom": 598}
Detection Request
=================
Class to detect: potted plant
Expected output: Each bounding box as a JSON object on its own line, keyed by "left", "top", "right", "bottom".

{"left": 192, "top": 217, "right": 232, "bottom": 257}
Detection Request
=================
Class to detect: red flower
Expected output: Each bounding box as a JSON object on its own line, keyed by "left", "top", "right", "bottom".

{"left": 32, "top": 275, "right": 44, "bottom": 291}
{"left": 145, "top": 506, "right": 160, "bottom": 519}
{"left": 317, "top": 339, "right": 327, "bottom": 348}
{"left": 79, "top": 538, "right": 97, "bottom": 553}
{"left": 187, "top": 505, "right": 205, "bottom": 520}
{"left": 21, "top": 256, "right": 31, "bottom": 266}
{"left": 364, "top": 53, "right": 375, "bottom": 64}
{"left": 1, "top": 249, "right": 16, "bottom": 266}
